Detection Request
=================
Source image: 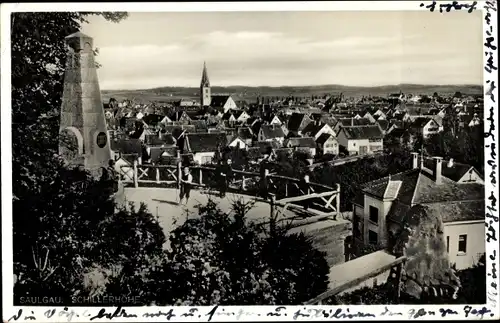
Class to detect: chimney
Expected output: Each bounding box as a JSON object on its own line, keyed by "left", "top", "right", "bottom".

{"left": 432, "top": 157, "right": 443, "bottom": 184}
{"left": 411, "top": 152, "right": 419, "bottom": 169}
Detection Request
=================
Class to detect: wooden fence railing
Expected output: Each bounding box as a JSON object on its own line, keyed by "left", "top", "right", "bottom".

{"left": 304, "top": 255, "right": 407, "bottom": 305}
{"left": 120, "top": 160, "right": 341, "bottom": 217}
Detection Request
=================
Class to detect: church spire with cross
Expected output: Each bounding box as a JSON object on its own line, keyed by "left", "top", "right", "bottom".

{"left": 200, "top": 61, "right": 211, "bottom": 107}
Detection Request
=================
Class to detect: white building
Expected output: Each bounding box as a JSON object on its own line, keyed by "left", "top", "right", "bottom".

{"left": 336, "top": 125, "right": 384, "bottom": 155}
{"left": 352, "top": 153, "right": 485, "bottom": 270}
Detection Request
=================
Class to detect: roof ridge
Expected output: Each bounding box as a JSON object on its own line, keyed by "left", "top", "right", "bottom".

{"left": 363, "top": 168, "right": 418, "bottom": 187}
{"left": 421, "top": 199, "right": 485, "bottom": 205}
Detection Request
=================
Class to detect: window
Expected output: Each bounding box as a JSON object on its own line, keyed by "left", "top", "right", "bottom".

{"left": 354, "top": 216, "right": 362, "bottom": 237}
{"left": 368, "top": 230, "right": 378, "bottom": 245}
{"left": 369, "top": 206, "right": 379, "bottom": 224}
{"left": 446, "top": 236, "right": 450, "bottom": 253}
{"left": 458, "top": 235, "right": 467, "bottom": 253}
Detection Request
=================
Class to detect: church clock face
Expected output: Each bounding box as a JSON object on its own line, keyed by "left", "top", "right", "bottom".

{"left": 96, "top": 132, "right": 107, "bottom": 148}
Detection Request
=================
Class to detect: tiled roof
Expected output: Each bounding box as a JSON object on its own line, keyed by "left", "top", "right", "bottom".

{"left": 411, "top": 117, "right": 434, "bottom": 128}
{"left": 222, "top": 111, "right": 234, "bottom": 121}
{"left": 246, "top": 116, "right": 259, "bottom": 126}
{"left": 251, "top": 120, "right": 262, "bottom": 135}
{"left": 387, "top": 199, "right": 484, "bottom": 225}
{"left": 142, "top": 114, "right": 164, "bottom": 127}
{"left": 287, "top": 113, "right": 308, "bottom": 132}
{"left": 285, "top": 137, "right": 317, "bottom": 148}
{"left": 362, "top": 168, "right": 484, "bottom": 206}
{"left": 337, "top": 118, "right": 372, "bottom": 127}
{"left": 149, "top": 146, "right": 177, "bottom": 163}
{"left": 255, "top": 140, "right": 281, "bottom": 153}
{"left": 275, "top": 148, "right": 294, "bottom": 157}
{"left": 210, "top": 95, "right": 231, "bottom": 108}
{"left": 386, "top": 128, "right": 407, "bottom": 138}
{"left": 320, "top": 115, "right": 337, "bottom": 126}
{"left": 237, "top": 127, "right": 253, "bottom": 140}
{"left": 302, "top": 122, "right": 326, "bottom": 137}
{"left": 412, "top": 171, "right": 484, "bottom": 204}
{"left": 110, "top": 138, "right": 143, "bottom": 155}
{"left": 376, "top": 119, "right": 390, "bottom": 131}
{"left": 362, "top": 169, "right": 423, "bottom": 205}
{"left": 340, "top": 125, "right": 384, "bottom": 140}
{"left": 186, "top": 132, "right": 227, "bottom": 153}
{"left": 316, "top": 133, "right": 334, "bottom": 145}
{"left": 309, "top": 113, "right": 323, "bottom": 121}
{"left": 190, "top": 120, "right": 208, "bottom": 130}
{"left": 144, "top": 134, "right": 165, "bottom": 146}
{"left": 423, "top": 159, "right": 480, "bottom": 182}
{"left": 164, "top": 125, "right": 195, "bottom": 137}
{"left": 247, "top": 147, "right": 262, "bottom": 160}
{"left": 168, "top": 111, "right": 191, "bottom": 122}
{"left": 425, "top": 201, "right": 485, "bottom": 223}
{"left": 260, "top": 124, "right": 285, "bottom": 139}
{"left": 231, "top": 109, "right": 246, "bottom": 119}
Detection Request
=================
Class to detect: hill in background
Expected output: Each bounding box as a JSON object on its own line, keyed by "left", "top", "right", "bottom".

{"left": 101, "top": 84, "right": 483, "bottom": 104}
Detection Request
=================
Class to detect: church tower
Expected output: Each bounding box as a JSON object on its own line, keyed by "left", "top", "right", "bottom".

{"left": 58, "top": 32, "right": 111, "bottom": 175}
{"left": 200, "top": 61, "right": 211, "bottom": 107}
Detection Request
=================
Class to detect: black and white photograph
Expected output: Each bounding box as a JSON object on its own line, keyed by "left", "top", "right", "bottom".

{"left": 1, "top": 1, "right": 499, "bottom": 321}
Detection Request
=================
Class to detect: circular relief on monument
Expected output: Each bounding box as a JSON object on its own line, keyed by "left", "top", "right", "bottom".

{"left": 96, "top": 132, "right": 107, "bottom": 148}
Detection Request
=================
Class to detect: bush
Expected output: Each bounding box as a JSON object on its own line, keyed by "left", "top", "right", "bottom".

{"left": 312, "top": 151, "right": 411, "bottom": 211}
{"left": 156, "top": 199, "right": 329, "bottom": 305}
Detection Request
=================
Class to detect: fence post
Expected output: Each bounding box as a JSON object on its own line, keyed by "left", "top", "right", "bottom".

{"left": 270, "top": 194, "right": 276, "bottom": 237}
{"left": 263, "top": 168, "right": 270, "bottom": 195}
{"left": 241, "top": 175, "right": 246, "bottom": 191}
{"left": 199, "top": 168, "right": 203, "bottom": 185}
{"left": 133, "top": 159, "right": 138, "bottom": 188}
{"left": 336, "top": 183, "right": 341, "bottom": 220}
{"left": 177, "top": 151, "right": 182, "bottom": 188}
{"left": 156, "top": 167, "right": 160, "bottom": 184}
{"left": 285, "top": 182, "right": 288, "bottom": 197}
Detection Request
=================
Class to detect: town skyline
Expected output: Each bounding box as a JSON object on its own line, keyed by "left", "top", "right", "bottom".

{"left": 81, "top": 10, "right": 483, "bottom": 90}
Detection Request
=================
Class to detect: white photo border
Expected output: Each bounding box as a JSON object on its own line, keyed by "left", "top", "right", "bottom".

{"left": 1, "top": 1, "right": 498, "bottom": 321}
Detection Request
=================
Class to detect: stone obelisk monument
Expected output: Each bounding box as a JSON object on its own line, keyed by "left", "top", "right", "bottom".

{"left": 59, "top": 32, "right": 111, "bottom": 175}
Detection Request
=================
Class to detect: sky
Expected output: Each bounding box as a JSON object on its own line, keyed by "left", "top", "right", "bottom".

{"left": 81, "top": 10, "right": 484, "bottom": 90}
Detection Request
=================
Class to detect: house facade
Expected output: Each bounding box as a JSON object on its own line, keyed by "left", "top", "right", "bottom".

{"left": 316, "top": 133, "right": 339, "bottom": 156}
{"left": 336, "top": 125, "right": 384, "bottom": 155}
{"left": 287, "top": 113, "right": 312, "bottom": 136}
{"left": 444, "top": 220, "right": 485, "bottom": 270}
{"left": 184, "top": 132, "right": 227, "bottom": 165}
{"left": 258, "top": 124, "right": 285, "bottom": 144}
{"left": 284, "top": 137, "right": 317, "bottom": 157}
{"left": 270, "top": 115, "right": 283, "bottom": 126}
{"left": 302, "top": 121, "right": 336, "bottom": 140}
{"left": 411, "top": 117, "right": 443, "bottom": 138}
{"left": 351, "top": 153, "right": 485, "bottom": 270}
{"left": 211, "top": 95, "right": 238, "bottom": 113}
{"left": 228, "top": 137, "right": 249, "bottom": 149}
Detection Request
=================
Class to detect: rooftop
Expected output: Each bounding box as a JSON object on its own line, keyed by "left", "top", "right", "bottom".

{"left": 340, "top": 125, "right": 383, "bottom": 140}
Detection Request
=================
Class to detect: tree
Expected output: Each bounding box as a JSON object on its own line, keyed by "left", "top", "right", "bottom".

{"left": 11, "top": 12, "right": 168, "bottom": 305}
{"left": 157, "top": 199, "right": 329, "bottom": 305}
{"left": 312, "top": 151, "right": 411, "bottom": 211}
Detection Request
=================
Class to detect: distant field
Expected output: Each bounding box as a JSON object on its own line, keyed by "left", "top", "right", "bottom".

{"left": 101, "top": 84, "right": 483, "bottom": 103}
